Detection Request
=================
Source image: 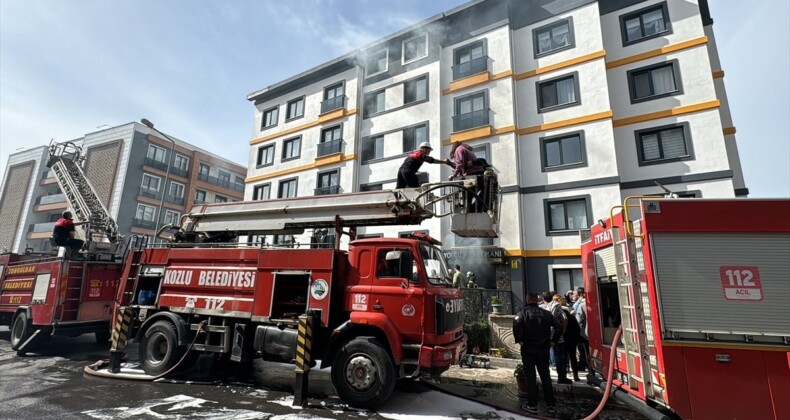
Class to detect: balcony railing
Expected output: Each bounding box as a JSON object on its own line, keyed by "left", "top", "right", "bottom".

{"left": 321, "top": 95, "right": 346, "bottom": 114}
{"left": 132, "top": 218, "right": 157, "bottom": 230}
{"left": 35, "top": 194, "right": 66, "bottom": 205}
{"left": 317, "top": 139, "right": 342, "bottom": 157}
{"left": 28, "top": 222, "right": 56, "bottom": 233}
{"left": 144, "top": 157, "right": 169, "bottom": 171}
{"left": 197, "top": 173, "right": 245, "bottom": 192}
{"left": 165, "top": 195, "right": 185, "bottom": 205}
{"left": 314, "top": 185, "right": 341, "bottom": 196}
{"left": 453, "top": 109, "right": 490, "bottom": 132}
{"left": 139, "top": 186, "right": 162, "bottom": 200}
{"left": 194, "top": 199, "right": 207, "bottom": 205}
{"left": 170, "top": 166, "right": 189, "bottom": 178}
{"left": 452, "top": 56, "right": 488, "bottom": 80}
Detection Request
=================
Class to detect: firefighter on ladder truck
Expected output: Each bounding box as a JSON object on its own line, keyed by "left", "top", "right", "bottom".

{"left": 1, "top": 141, "right": 123, "bottom": 355}
{"left": 87, "top": 170, "right": 501, "bottom": 409}
{"left": 581, "top": 196, "right": 790, "bottom": 420}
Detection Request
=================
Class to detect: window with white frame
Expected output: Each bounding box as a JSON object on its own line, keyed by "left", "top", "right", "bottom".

{"left": 534, "top": 19, "right": 574, "bottom": 56}
{"left": 546, "top": 197, "right": 589, "bottom": 233}
{"left": 282, "top": 136, "right": 301, "bottom": 160}
{"left": 538, "top": 73, "right": 579, "bottom": 112}
{"left": 636, "top": 124, "right": 692, "bottom": 165}
{"left": 278, "top": 178, "right": 298, "bottom": 198}
{"left": 286, "top": 97, "right": 304, "bottom": 120}
{"left": 404, "top": 75, "right": 428, "bottom": 104}
{"left": 194, "top": 189, "right": 207, "bottom": 203}
{"left": 253, "top": 183, "right": 271, "bottom": 200}
{"left": 366, "top": 49, "right": 388, "bottom": 77}
{"left": 163, "top": 210, "right": 180, "bottom": 226}
{"left": 169, "top": 181, "right": 185, "bottom": 198}
{"left": 173, "top": 154, "right": 189, "bottom": 171}
{"left": 262, "top": 106, "right": 279, "bottom": 129}
{"left": 147, "top": 144, "right": 166, "bottom": 162}
{"left": 402, "top": 34, "right": 428, "bottom": 64}
{"left": 257, "top": 144, "right": 275, "bottom": 167}
{"left": 362, "top": 135, "right": 385, "bottom": 162}
{"left": 628, "top": 61, "right": 681, "bottom": 102}
{"left": 136, "top": 204, "right": 156, "bottom": 221}
{"left": 141, "top": 173, "right": 161, "bottom": 192}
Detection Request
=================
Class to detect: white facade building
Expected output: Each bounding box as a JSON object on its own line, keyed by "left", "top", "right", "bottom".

{"left": 244, "top": 0, "right": 745, "bottom": 306}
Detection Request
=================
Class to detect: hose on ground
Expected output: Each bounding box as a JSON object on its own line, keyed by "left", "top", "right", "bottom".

{"left": 581, "top": 326, "right": 623, "bottom": 420}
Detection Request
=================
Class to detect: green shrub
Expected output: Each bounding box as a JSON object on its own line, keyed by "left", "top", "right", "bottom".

{"left": 464, "top": 320, "right": 491, "bottom": 353}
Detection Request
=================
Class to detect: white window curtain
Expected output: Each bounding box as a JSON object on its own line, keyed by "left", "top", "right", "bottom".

{"left": 550, "top": 203, "right": 567, "bottom": 230}
{"left": 641, "top": 133, "right": 661, "bottom": 160}
{"left": 566, "top": 200, "right": 587, "bottom": 229}
{"left": 551, "top": 23, "right": 570, "bottom": 49}
{"left": 625, "top": 17, "right": 642, "bottom": 41}
{"left": 556, "top": 77, "right": 576, "bottom": 105}
{"left": 642, "top": 9, "right": 665, "bottom": 36}
{"left": 651, "top": 66, "right": 676, "bottom": 95}
{"left": 538, "top": 31, "right": 552, "bottom": 53}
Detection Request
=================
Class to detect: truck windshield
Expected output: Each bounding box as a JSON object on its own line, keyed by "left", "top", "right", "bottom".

{"left": 420, "top": 244, "right": 451, "bottom": 285}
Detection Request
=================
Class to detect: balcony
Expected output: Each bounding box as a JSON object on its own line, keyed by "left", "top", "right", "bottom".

{"left": 139, "top": 186, "right": 162, "bottom": 200}
{"left": 170, "top": 166, "right": 189, "bottom": 178}
{"left": 314, "top": 185, "right": 341, "bottom": 196}
{"left": 197, "top": 173, "right": 244, "bottom": 192}
{"left": 131, "top": 218, "right": 157, "bottom": 230}
{"left": 452, "top": 56, "right": 488, "bottom": 80}
{"left": 194, "top": 199, "right": 207, "bottom": 205}
{"left": 317, "top": 139, "right": 343, "bottom": 157}
{"left": 321, "top": 96, "right": 346, "bottom": 114}
{"left": 165, "top": 195, "right": 185, "bottom": 206}
{"left": 35, "top": 194, "right": 66, "bottom": 205}
{"left": 453, "top": 109, "right": 490, "bottom": 132}
{"left": 144, "top": 157, "right": 169, "bottom": 172}
{"left": 27, "top": 222, "right": 56, "bottom": 239}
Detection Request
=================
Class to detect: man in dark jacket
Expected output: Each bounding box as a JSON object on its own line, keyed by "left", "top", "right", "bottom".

{"left": 396, "top": 142, "right": 449, "bottom": 188}
{"left": 513, "top": 291, "right": 562, "bottom": 414}
{"left": 52, "top": 211, "right": 85, "bottom": 253}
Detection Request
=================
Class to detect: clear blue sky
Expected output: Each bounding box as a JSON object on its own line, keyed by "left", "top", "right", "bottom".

{"left": 1, "top": 0, "right": 788, "bottom": 197}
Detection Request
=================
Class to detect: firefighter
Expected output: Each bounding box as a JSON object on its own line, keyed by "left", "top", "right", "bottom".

{"left": 52, "top": 210, "right": 86, "bottom": 255}
{"left": 396, "top": 142, "right": 449, "bottom": 188}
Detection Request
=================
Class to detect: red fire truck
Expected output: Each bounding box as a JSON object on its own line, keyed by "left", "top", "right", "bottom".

{"left": 581, "top": 198, "right": 790, "bottom": 420}
{"left": 1, "top": 141, "right": 123, "bottom": 355}
{"left": 102, "top": 176, "right": 499, "bottom": 409}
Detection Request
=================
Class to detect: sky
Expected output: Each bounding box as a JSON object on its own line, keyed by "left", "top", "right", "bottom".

{"left": 1, "top": 0, "right": 788, "bottom": 197}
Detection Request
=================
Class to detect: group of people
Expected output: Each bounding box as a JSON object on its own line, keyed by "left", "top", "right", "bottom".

{"left": 450, "top": 265, "right": 477, "bottom": 288}
{"left": 512, "top": 287, "right": 588, "bottom": 414}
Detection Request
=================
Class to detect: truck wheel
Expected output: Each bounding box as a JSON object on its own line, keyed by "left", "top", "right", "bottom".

{"left": 331, "top": 337, "right": 396, "bottom": 409}
{"left": 139, "top": 320, "right": 185, "bottom": 376}
{"left": 95, "top": 329, "right": 111, "bottom": 344}
{"left": 10, "top": 312, "right": 31, "bottom": 351}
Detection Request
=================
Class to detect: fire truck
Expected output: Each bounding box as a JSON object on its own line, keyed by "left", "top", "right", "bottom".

{"left": 1, "top": 142, "right": 123, "bottom": 355}
{"left": 100, "top": 172, "right": 499, "bottom": 408}
{"left": 581, "top": 197, "right": 790, "bottom": 420}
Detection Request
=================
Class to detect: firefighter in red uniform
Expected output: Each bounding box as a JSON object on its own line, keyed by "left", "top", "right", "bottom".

{"left": 396, "top": 142, "right": 449, "bottom": 188}
{"left": 53, "top": 210, "right": 85, "bottom": 254}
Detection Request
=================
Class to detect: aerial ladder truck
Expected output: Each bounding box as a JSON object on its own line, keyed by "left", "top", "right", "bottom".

{"left": 93, "top": 172, "right": 500, "bottom": 409}
{"left": 1, "top": 141, "right": 124, "bottom": 354}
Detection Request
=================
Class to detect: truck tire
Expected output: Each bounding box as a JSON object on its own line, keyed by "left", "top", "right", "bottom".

{"left": 10, "top": 312, "right": 31, "bottom": 351}
{"left": 139, "top": 320, "right": 185, "bottom": 376}
{"left": 95, "top": 329, "right": 111, "bottom": 344}
{"left": 331, "top": 337, "right": 396, "bottom": 409}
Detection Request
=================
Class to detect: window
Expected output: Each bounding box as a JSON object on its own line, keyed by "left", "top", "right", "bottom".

{"left": 358, "top": 233, "right": 383, "bottom": 239}
{"left": 553, "top": 267, "right": 583, "bottom": 293}
{"left": 621, "top": 3, "right": 671, "bottom": 45}
{"left": 286, "top": 97, "right": 304, "bottom": 120}
{"left": 256, "top": 144, "right": 275, "bottom": 167}
{"left": 282, "top": 136, "right": 301, "bottom": 161}
{"left": 360, "top": 183, "right": 383, "bottom": 192}
{"left": 318, "top": 125, "right": 343, "bottom": 156}
{"left": 169, "top": 182, "right": 185, "bottom": 198}
{"left": 274, "top": 234, "right": 296, "bottom": 247}
{"left": 636, "top": 124, "right": 692, "bottom": 165}
{"left": 234, "top": 176, "right": 244, "bottom": 189}
{"left": 366, "top": 48, "right": 388, "bottom": 77}
{"left": 364, "top": 90, "right": 385, "bottom": 117}
{"left": 141, "top": 174, "right": 161, "bottom": 192}
{"left": 402, "top": 34, "right": 428, "bottom": 64}
{"left": 628, "top": 61, "right": 681, "bottom": 102}
{"left": 214, "top": 195, "right": 228, "bottom": 203}
{"left": 194, "top": 189, "right": 207, "bottom": 203}
{"left": 534, "top": 18, "right": 574, "bottom": 57}
{"left": 541, "top": 131, "right": 586, "bottom": 171}
{"left": 453, "top": 41, "right": 486, "bottom": 80}
{"left": 322, "top": 82, "right": 345, "bottom": 113}
{"left": 316, "top": 170, "right": 340, "bottom": 195}
{"left": 546, "top": 197, "right": 589, "bottom": 233}
{"left": 361, "top": 135, "right": 384, "bottom": 162}
{"left": 217, "top": 170, "right": 231, "bottom": 187}
{"left": 198, "top": 163, "right": 210, "bottom": 181}
{"left": 538, "top": 73, "right": 579, "bottom": 112}
{"left": 136, "top": 204, "right": 156, "bottom": 222}
{"left": 278, "top": 178, "right": 298, "bottom": 198}
{"left": 403, "top": 124, "right": 427, "bottom": 153}
{"left": 253, "top": 183, "right": 271, "bottom": 200}
{"left": 164, "top": 210, "right": 180, "bottom": 226}
{"left": 147, "top": 144, "right": 166, "bottom": 162}
{"left": 173, "top": 154, "right": 189, "bottom": 171}
{"left": 454, "top": 91, "right": 488, "bottom": 132}
{"left": 262, "top": 106, "right": 279, "bottom": 129}
{"left": 404, "top": 75, "right": 428, "bottom": 105}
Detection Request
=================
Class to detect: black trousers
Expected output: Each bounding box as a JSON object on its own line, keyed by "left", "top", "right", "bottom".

{"left": 555, "top": 341, "right": 568, "bottom": 380}
{"left": 521, "top": 344, "right": 556, "bottom": 407}
{"left": 578, "top": 337, "right": 590, "bottom": 370}
{"left": 396, "top": 169, "right": 419, "bottom": 188}
{"left": 565, "top": 338, "right": 580, "bottom": 375}
{"left": 57, "top": 237, "right": 84, "bottom": 253}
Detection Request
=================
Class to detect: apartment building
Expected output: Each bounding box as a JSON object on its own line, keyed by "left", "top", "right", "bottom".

{"left": 0, "top": 121, "right": 246, "bottom": 253}
{"left": 244, "top": 0, "right": 745, "bottom": 302}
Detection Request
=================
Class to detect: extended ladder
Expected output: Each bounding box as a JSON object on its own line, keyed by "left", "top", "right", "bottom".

{"left": 48, "top": 141, "right": 121, "bottom": 253}
{"left": 612, "top": 221, "right": 654, "bottom": 398}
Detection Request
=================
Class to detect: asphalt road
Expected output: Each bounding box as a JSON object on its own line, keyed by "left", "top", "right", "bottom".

{"left": 0, "top": 328, "right": 524, "bottom": 420}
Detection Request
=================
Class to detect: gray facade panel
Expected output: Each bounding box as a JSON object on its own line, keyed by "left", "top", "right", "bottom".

{"left": 619, "top": 170, "right": 733, "bottom": 190}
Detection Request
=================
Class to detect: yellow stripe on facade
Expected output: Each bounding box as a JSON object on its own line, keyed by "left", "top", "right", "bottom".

{"left": 506, "top": 248, "right": 582, "bottom": 257}
{"left": 723, "top": 127, "right": 736, "bottom": 135}
{"left": 444, "top": 125, "right": 517, "bottom": 145}
{"left": 606, "top": 36, "right": 708, "bottom": 69}
{"left": 514, "top": 50, "right": 607, "bottom": 80}
{"left": 712, "top": 70, "right": 725, "bottom": 79}
{"left": 612, "top": 100, "right": 720, "bottom": 127}
{"left": 249, "top": 108, "right": 358, "bottom": 146}
{"left": 245, "top": 154, "right": 357, "bottom": 183}
{"left": 518, "top": 111, "right": 613, "bottom": 135}
{"left": 442, "top": 70, "right": 514, "bottom": 95}
{"left": 662, "top": 341, "right": 789, "bottom": 352}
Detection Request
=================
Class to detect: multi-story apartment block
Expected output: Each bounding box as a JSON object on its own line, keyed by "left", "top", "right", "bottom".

{"left": 0, "top": 121, "right": 246, "bottom": 253}
{"left": 244, "top": 0, "right": 745, "bottom": 303}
